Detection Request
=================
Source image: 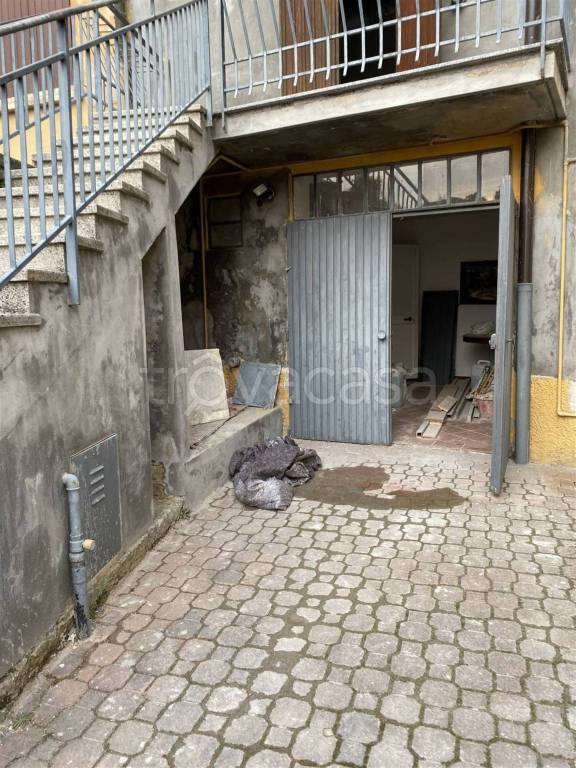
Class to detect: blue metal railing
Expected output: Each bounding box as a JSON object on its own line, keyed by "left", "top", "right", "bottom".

{"left": 0, "top": 0, "right": 210, "bottom": 305}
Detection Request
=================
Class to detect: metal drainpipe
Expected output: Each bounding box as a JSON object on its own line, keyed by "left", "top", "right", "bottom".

{"left": 516, "top": 129, "right": 536, "bottom": 464}
{"left": 62, "top": 473, "right": 91, "bottom": 639}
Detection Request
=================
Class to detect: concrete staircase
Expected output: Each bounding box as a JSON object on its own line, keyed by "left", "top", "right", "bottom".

{"left": 0, "top": 107, "right": 210, "bottom": 329}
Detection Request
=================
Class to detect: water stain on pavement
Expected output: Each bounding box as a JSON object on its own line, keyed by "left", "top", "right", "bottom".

{"left": 295, "top": 466, "right": 466, "bottom": 510}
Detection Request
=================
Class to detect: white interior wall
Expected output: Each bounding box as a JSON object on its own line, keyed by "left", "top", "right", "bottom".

{"left": 393, "top": 209, "right": 499, "bottom": 378}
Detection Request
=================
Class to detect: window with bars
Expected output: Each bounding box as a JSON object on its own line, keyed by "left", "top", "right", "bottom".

{"left": 292, "top": 150, "right": 510, "bottom": 219}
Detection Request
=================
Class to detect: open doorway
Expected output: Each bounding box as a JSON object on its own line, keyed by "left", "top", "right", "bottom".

{"left": 391, "top": 209, "right": 499, "bottom": 453}
{"left": 339, "top": 0, "right": 396, "bottom": 83}
{"left": 339, "top": 0, "right": 436, "bottom": 83}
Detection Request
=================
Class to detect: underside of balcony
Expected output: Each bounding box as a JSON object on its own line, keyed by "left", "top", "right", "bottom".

{"left": 212, "top": 50, "right": 566, "bottom": 167}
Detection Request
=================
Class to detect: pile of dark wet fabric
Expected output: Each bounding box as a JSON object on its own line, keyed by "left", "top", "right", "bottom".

{"left": 229, "top": 436, "right": 321, "bottom": 510}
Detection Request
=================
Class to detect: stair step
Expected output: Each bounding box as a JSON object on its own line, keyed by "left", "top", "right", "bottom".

{"left": 49, "top": 127, "right": 194, "bottom": 160}
{"left": 8, "top": 137, "right": 181, "bottom": 185}
{"left": 0, "top": 204, "right": 128, "bottom": 244}
{"left": 0, "top": 236, "right": 105, "bottom": 276}
{"left": 132, "top": 144, "right": 180, "bottom": 170}
{"left": 0, "top": 103, "right": 206, "bottom": 327}
{"left": 96, "top": 181, "right": 150, "bottom": 210}
{"left": 0, "top": 182, "right": 149, "bottom": 219}
{"left": 110, "top": 180, "right": 150, "bottom": 204}
{"left": 17, "top": 141, "right": 180, "bottom": 179}
{"left": 0, "top": 235, "right": 108, "bottom": 311}
{"left": 0, "top": 163, "right": 168, "bottom": 195}
{"left": 0, "top": 280, "right": 34, "bottom": 313}
{"left": 0, "top": 312, "right": 42, "bottom": 328}
{"left": 13, "top": 268, "right": 68, "bottom": 284}
{"left": 68, "top": 120, "right": 198, "bottom": 144}
{"left": 94, "top": 109, "right": 203, "bottom": 129}
{"left": 124, "top": 162, "right": 168, "bottom": 185}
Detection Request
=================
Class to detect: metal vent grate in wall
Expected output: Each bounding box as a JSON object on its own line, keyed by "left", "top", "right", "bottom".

{"left": 71, "top": 435, "right": 122, "bottom": 580}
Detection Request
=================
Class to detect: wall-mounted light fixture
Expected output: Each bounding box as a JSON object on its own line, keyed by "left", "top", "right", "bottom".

{"left": 252, "top": 182, "right": 275, "bottom": 206}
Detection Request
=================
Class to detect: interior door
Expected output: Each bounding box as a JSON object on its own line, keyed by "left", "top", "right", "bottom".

{"left": 288, "top": 213, "right": 392, "bottom": 444}
{"left": 392, "top": 245, "right": 419, "bottom": 376}
{"left": 490, "top": 176, "right": 516, "bottom": 495}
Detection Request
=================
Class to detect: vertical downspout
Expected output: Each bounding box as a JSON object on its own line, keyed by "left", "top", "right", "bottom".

{"left": 516, "top": 128, "right": 536, "bottom": 464}
{"left": 62, "top": 473, "right": 91, "bottom": 639}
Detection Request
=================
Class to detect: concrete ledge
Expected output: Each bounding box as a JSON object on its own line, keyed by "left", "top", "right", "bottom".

{"left": 0, "top": 496, "right": 185, "bottom": 711}
{"left": 214, "top": 51, "right": 566, "bottom": 165}
{"left": 183, "top": 406, "right": 284, "bottom": 510}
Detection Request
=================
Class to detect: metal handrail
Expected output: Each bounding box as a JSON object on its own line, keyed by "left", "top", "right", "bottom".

{"left": 219, "top": 0, "right": 571, "bottom": 120}
{"left": 0, "top": 0, "right": 211, "bottom": 305}
{"left": 0, "top": 2, "right": 129, "bottom": 81}
{"left": 0, "top": 1, "right": 126, "bottom": 38}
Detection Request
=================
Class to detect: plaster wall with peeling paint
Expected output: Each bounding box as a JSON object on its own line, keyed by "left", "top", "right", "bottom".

{"left": 179, "top": 171, "right": 290, "bottom": 368}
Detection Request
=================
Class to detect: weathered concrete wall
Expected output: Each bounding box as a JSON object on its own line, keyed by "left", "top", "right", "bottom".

{"left": 528, "top": 5, "right": 576, "bottom": 464}
{"left": 529, "top": 126, "right": 576, "bottom": 464}
{"left": 185, "top": 170, "right": 290, "bottom": 367}
{"left": 0, "top": 113, "right": 215, "bottom": 685}
{"left": 532, "top": 127, "right": 564, "bottom": 380}
{"left": 0, "top": 241, "right": 154, "bottom": 680}
{"left": 176, "top": 187, "right": 209, "bottom": 351}
{"left": 142, "top": 225, "right": 191, "bottom": 494}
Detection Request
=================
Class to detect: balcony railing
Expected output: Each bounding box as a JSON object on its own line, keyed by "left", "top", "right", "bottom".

{"left": 0, "top": 1, "right": 129, "bottom": 77}
{"left": 219, "top": 0, "right": 571, "bottom": 118}
{"left": 0, "top": 0, "right": 210, "bottom": 304}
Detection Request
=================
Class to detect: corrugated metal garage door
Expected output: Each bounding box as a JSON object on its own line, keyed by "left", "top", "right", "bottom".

{"left": 288, "top": 212, "right": 392, "bottom": 445}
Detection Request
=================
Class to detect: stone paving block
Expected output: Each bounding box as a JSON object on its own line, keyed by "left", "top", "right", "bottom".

{"left": 2, "top": 445, "right": 576, "bottom": 768}
{"left": 173, "top": 735, "right": 218, "bottom": 767}
{"left": 156, "top": 701, "right": 202, "bottom": 734}
{"left": 292, "top": 727, "right": 336, "bottom": 765}
{"left": 223, "top": 714, "right": 268, "bottom": 746}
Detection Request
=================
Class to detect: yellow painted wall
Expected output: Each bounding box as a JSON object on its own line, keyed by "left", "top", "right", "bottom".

{"left": 530, "top": 376, "right": 576, "bottom": 466}
{"left": 6, "top": 97, "right": 90, "bottom": 163}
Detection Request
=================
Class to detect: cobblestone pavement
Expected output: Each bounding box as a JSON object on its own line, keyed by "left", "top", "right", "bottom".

{"left": 1, "top": 442, "right": 576, "bottom": 768}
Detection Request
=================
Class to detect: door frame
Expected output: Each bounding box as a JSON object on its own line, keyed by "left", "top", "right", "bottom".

{"left": 390, "top": 199, "right": 517, "bottom": 473}
{"left": 287, "top": 191, "right": 518, "bottom": 485}
{"left": 490, "top": 176, "right": 517, "bottom": 494}
{"left": 391, "top": 244, "right": 420, "bottom": 377}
